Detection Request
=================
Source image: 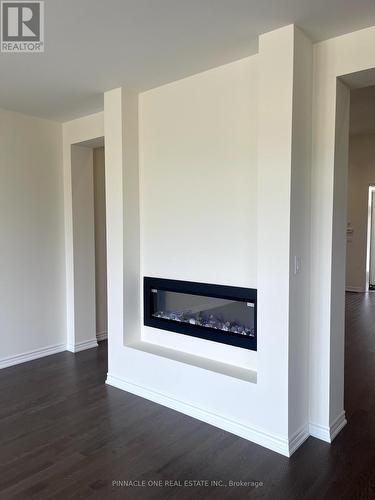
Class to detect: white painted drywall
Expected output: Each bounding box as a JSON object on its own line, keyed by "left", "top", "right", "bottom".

{"left": 257, "top": 26, "right": 294, "bottom": 438}
{"left": 104, "top": 87, "right": 141, "bottom": 377}
{"left": 140, "top": 57, "right": 257, "bottom": 287}
{"left": 0, "top": 108, "right": 66, "bottom": 360}
{"left": 257, "top": 25, "right": 312, "bottom": 443}
{"left": 93, "top": 147, "right": 107, "bottom": 338}
{"left": 71, "top": 145, "right": 96, "bottom": 345}
{"left": 139, "top": 55, "right": 258, "bottom": 370}
{"left": 329, "top": 78, "right": 350, "bottom": 435}
{"left": 288, "top": 28, "right": 313, "bottom": 439}
{"left": 346, "top": 133, "right": 375, "bottom": 291}
{"left": 103, "top": 88, "right": 124, "bottom": 364}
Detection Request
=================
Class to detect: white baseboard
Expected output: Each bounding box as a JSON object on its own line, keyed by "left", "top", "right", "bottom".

{"left": 288, "top": 424, "right": 310, "bottom": 456}
{"left": 0, "top": 343, "right": 66, "bottom": 370}
{"left": 96, "top": 331, "right": 108, "bottom": 341}
{"left": 309, "top": 411, "right": 347, "bottom": 442}
{"left": 330, "top": 411, "right": 347, "bottom": 440}
{"left": 67, "top": 339, "right": 98, "bottom": 353}
{"left": 346, "top": 286, "right": 364, "bottom": 293}
{"left": 106, "top": 373, "right": 304, "bottom": 457}
{"left": 309, "top": 422, "right": 330, "bottom": 441}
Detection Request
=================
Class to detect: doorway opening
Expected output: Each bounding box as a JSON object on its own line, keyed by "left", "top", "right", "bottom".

{"left": 71, "top": 136, "right": 107, "bottom": 351}
{"left": 346, "top": 85, "right": 375, "bottom": 294}
{"left": 343, "top": 82, "right": 375, "bottom": 434}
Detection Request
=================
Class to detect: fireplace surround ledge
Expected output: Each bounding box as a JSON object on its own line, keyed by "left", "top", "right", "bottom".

{"left": 125, "top": 339, "right": 257, "bottom": 383}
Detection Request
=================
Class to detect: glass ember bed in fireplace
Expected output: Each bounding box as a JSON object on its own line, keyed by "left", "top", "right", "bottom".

{"left": 144, "top": 277, "right": 257, "bottom": 351}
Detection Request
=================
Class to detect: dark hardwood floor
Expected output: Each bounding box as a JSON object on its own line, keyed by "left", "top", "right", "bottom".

{"left": 1, "top": 292, "right": 375, "bottom": 499}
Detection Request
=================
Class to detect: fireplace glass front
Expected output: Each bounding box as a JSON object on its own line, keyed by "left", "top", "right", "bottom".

{"left": 144, "top": 277, "right": 257, "bottom": 351}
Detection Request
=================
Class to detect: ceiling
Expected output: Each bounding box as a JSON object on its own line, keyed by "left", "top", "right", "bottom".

{"left": 2, "top": 0, "right": 375, "bottom": 122}
{"left": 350, "top": 85, "right": 375, "bottom": 136}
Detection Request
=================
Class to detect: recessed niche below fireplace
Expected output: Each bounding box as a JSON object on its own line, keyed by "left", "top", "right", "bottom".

{"left": 144, "top": 277, "right": 257, "bottom": 351}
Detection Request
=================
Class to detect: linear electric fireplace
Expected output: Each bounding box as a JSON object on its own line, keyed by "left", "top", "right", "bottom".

{"left": 144, "top": 277, "right": 257, "bottom": 351}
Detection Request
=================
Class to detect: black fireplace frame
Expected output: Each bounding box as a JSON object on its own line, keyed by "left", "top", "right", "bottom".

{"left": 144, "top": 277, "right": 257, "bottom": 351}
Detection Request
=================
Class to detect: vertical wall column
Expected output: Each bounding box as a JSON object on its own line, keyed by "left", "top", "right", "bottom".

{"left": 258, "top": 25, "right": 313, "bottom": 447}
{"left": 122, "top": 90, "right": 141, "bottom": 346}
{"left": 310, "top": 42, "right": 351, "bottom": 440}
{"left": 62, "top": 132, "right": 75, "bottom": 351}
{"left": 257, "top": 25, "right": 295, "bottom": 440}
{"left": 288, "top": 29, "right": 313, "bottom": 440}
{"left": 104, "top": 89, "right": 125, "bottom": 368}
{"left": 328, "top": 80, "right": 350, "bottom": 433}
{"left": 104, "top": 88, "right": 140, "bottom": 374}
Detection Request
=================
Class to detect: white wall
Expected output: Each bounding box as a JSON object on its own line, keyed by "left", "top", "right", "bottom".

{"left": 288, "top": 28, "right": 313, "bottom": 440}
{"left": 346, "top": 133, "right": 375, "bottom": 291}
{"left": 256, "top": 26, "right": 294, "bottom": 442}
{"left": 140, "top": 57, "right": 257, "bottom": 287}
{"left": 0, "top": 109, "right": 66, "bottom": 365}
{"left": 329, "top": 78, "right": 350, "bottom": 433}
{"left": 140, "top": 56, "right": 258, "bottom": 370}
{"left": 257, "top": 25, "right": 312, "bottom": 444}
{"left": 93, "top": 147, "right": 108, "bottom": 339}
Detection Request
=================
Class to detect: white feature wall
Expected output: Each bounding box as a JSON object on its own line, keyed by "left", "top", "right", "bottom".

{"left": 139, "top": 56, "right": 258, "bottom": 370}
{"left": 140, "top": 56, "right": 258, "bottom": 287}
{"left": 106, "top": 26, "right": 313, "bottom": 457}
{"left": 0, "top": 109, "right": 66, "bottom": 366}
